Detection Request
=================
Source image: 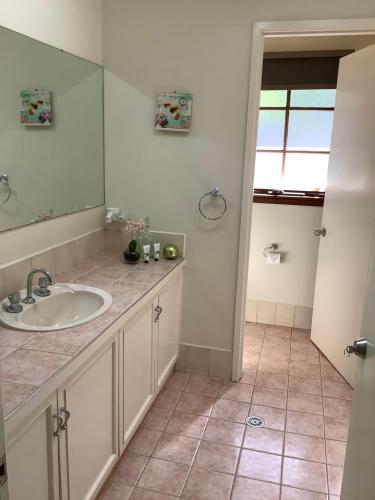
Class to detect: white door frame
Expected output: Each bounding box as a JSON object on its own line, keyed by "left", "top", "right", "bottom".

{"left": 232, "top": 18, "right": 375, "bottom": 381}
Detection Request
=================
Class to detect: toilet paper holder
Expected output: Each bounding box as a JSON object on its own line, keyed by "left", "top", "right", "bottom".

{"left": 263, "top": 243, "right": 286, "bottom": 261}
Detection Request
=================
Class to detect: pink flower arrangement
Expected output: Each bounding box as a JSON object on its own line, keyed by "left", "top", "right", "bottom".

{"left": 125, "top": 219, "right": 144, "bottom": 252}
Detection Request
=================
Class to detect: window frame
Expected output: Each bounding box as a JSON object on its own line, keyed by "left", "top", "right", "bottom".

{"left": 253, "top": 88, "right": 335, "bottom": 206}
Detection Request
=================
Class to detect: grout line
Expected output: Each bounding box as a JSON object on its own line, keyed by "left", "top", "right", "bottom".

{"left": 321, "top": 358, "right": 331, "bottom": 497}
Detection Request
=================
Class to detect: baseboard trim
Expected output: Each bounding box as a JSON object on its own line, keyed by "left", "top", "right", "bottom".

{"left": 246, "top": 299, "right": 313, "bottom": 329}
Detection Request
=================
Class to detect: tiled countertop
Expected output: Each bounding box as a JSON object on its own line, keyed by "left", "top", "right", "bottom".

{"left": 0, "top": 251, "right": 184, "bottom": 419}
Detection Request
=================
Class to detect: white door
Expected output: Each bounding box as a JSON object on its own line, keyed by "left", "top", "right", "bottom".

{"left": 341, "top": 225, "right": 375, "bottom": 499}
{"left": 59, "top": 340, "right": 118, "bottom": 500}
{"left": 6, "top": 393, "right": 59, "bottom": 500}
{"left": 156, "top": 277, "right": 181, "bottom": 390}
{"left": 311, "top": 44, "right": 375, "bottom": 385}
{"left": 120, "top": 302, "right": 154, "bottom": 453}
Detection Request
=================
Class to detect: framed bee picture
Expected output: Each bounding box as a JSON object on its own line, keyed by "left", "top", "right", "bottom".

{"left": 155, "top": 92, "right": 192, "bottom": 132}
{"left": 20, "top": 89, "right": 52, "bottom": 126}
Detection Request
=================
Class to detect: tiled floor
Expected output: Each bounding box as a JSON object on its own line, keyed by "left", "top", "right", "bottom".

{"left": 98, "top": 323, "right": 352, "bottom": 499}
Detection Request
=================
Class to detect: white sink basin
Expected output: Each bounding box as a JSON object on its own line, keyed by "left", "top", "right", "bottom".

{"left": 0, "top": 283, "right": 112, "bottom": 331}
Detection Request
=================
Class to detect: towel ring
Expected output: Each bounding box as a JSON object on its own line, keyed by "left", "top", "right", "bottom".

{"left": 0, "top": 174, "right": 11, "bottom": 206}
{"left": 199, "top": 186, "right": 227, "bottom": 221}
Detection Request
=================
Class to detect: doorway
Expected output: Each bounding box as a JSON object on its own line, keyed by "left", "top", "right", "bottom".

{"left": 232, "top": 19, "right": 375, "bottom": 499}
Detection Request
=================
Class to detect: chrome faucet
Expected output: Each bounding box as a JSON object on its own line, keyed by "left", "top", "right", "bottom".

{"left": 23, "top": 268, "right": 55, "bottom": 304}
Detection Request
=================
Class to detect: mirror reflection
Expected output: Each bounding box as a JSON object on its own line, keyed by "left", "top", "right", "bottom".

{"left": 0, "top": 27, "right": 104, "bottom": 232}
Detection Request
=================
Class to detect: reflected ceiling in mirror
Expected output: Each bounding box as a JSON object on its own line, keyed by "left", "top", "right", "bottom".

{"left": 0, "top": 26, "right": 104, "bottom": 232}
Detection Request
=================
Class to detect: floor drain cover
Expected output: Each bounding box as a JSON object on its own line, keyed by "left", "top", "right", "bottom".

{"left": 246, "top": 416, "right": 265, "bottom": 427}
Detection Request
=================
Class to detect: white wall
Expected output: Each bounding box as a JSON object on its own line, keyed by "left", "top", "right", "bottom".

{"left": 247, "top": 204, "right": 323, "bottom": 307}
{"left": 0, "top": 0, "right": 103, "bottom": 266}
{"left": 0, "top": 0, "right": 102, "bottom": 64}
{"left": 102, "top": 0, "right": 375, "bottom": 357}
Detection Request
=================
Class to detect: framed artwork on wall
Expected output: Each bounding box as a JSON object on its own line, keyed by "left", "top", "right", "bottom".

{"left": 155, "top": 92, "right": 192, "bottom": 132}
{"left": 20, "top": 89, "right": 52, "bottom": 126}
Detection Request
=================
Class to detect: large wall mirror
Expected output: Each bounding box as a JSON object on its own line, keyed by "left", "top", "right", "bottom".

{"left": 0, "top": 27, "right": 104, "bottom": 232}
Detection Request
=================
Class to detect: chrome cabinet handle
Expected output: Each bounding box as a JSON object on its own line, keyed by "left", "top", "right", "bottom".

{"left": 314, "top": 227, "right": 326, "bottom": 237}
{"left": 53, "top": 413, "right": 64, "bottom": 436}
{"left": 154, "top": 305, "right": 163, "bottom": 322}
{"left": 60, "top": 408, "right": 71, "bottom": 430}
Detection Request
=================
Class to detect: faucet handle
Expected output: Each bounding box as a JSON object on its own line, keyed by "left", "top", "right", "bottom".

{"left": 5, "top": 292, "right": 23, "bottom": 313}
{"left": 8, "top": 291, "right": 20, "bottom": 304}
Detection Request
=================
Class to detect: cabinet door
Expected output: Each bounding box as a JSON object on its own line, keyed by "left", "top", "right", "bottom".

{"left": 156, "top": 276, "right": 182, "bottom": 390}
{"left": 120, "top": 301, "right": 154, "bottom": 453}
{"left": 59, "top": 339, "right": 118, "bottom": 500}
{"left": 6, "top": 394, "right": 60, "bottom": 500}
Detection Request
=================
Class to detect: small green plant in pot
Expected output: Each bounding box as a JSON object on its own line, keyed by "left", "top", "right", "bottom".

{"left": 124, "top": 219, "right": 144, "bottom": 264}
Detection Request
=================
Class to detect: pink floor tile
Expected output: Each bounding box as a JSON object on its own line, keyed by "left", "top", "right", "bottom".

{"left": 252, "top": 386, "right": 287, "bottom": 409}
{"left": 218, "top": 381, "right": 253, "bottom": 403}
{"left": 256, "top": 371, "right": 289, "bottom": 390}
{"left": 282, "top": 457, "right": 328, "bottom": 494}
{"left": 250, "top": 404, "right": 286, "bottom": 431}
{"left": 325, "top": 439, "right": 346, "bottom": 466}
{"left": 152, "top": 433, "right": 200, "bottom": 465}
{"left": 324, "top": 416, "right": 349, "bottom": 442}
{"left": 286, "top": 411, "right": 324, "bottom": 438}
{"left": 232, "top": 476, "right": 280, "bottom": 500}
{"left": 203, "top": 418, "right": 245, "bottom": 446}
{"left": 182, "top": 466, "right": 234, "bottom": 500}
{"left": 185, "top": 374, "right": 221, "bottom": 397}
{"left": 210, "top": 398, "right": 250, "bottom": 423}
{"left": 176, "top": 392, "right": 215, "bottom": 416}
{"left": 288, "top": 392, "right": 323, "bottom": 415}
{"left": 284, "top": 433, "right": 326, "bottom": 463}
{"left": 327, "top": 465, "right": 343, "bottom": 496}
{"left": 243, "top": 426, "right": 284, "bottom": 455}
{"left": 238, "top": 449, "right": 282, "bottom": 483}
{"left": 99, "top": 323, "right": 350, "bottom": 500}
{"left": 138, "top": 458, "right": 189, "bottom": 496}
{"left": 193, "top": 440, "right": 240, "bottom": 474}
{"left": 281, "top": 485, "right": 328, "bottom": 499}
{"left": 288, "top": 376, "right": 322, "bottom": 396}
{"left": 165, "top": 411, "right": 208, "bottom": 439}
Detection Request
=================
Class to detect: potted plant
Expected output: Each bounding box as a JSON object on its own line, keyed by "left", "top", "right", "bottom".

{"left": 124, "top": 219, "right": 144, "bottom": 264}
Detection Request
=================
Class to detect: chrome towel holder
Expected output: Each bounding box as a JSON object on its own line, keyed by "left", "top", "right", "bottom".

{"left": 0, "top": 174, "right": 11, "bottom": 206}
{"left": 198, "top": 186, "right": 227, "bottom": 221}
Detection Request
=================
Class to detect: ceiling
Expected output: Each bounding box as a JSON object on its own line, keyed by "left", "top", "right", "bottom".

{"left": 264, "top": 34, "right": 375, "bottom": 53}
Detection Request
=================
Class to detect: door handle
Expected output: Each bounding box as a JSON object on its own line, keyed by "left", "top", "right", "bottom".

{"left": 60, "top": 408, "right": 71, "bottom": 430}
{"left": 344, "top": 337, "right": 368, "bottom": 358}
{"left": 154, "top": 305, "right": 163, "bottom": 323}
{"left": 53, "top": 413, "right": 64, "bottom": 436}
{"left": 314, "top": 227, "right": 326, "bottom": 237}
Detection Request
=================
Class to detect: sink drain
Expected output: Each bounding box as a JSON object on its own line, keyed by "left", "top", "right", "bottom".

{"left": 246, "top": 415, "right": 265, "bottom": 427}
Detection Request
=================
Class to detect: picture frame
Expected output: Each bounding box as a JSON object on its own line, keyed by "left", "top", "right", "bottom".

{"left": 155, "top": 91, "right": 192, "bottom": 132}
{"left": 20, "top": 89, "right": 52, "bottom": 126}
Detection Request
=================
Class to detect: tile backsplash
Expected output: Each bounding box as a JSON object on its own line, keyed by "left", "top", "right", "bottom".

{"left": 0, "top": 229, "right": 104, "bottom": 300}
{"left": 0, "top": 228, "right": 186, "bottom": 301}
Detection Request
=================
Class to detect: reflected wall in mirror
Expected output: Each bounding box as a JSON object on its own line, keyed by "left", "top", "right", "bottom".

{"left": 0, "top": 26, "right": 104, "bottom": 232}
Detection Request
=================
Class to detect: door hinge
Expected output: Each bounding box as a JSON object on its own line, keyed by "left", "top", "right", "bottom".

{"left": 0, "top": 454, "right": 8, "bottom": 487}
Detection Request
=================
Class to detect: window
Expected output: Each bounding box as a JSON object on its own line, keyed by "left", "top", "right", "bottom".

{"left": 254, "top": 89, "right": 336, "bottom": 205}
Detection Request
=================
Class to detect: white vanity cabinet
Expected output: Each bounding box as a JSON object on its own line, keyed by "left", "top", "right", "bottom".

{"left": 119, "top": 301, "right": 155, "bottom": 453}
{"left": 119, "top": 272, "right": 183, "bottom": 452}
{"left": 155, "top": 276, "right": 182, "bottom": 390}
{"left": 6, "top": 337, "right": 118, "bottom": 500}
{"left": 58, "top": 338, "right": 118, "bottom": 500}
{"left": 6, "top": 394, "right": 60, "bottom": 500}
{"left": 5, "top": 264, "right": 184, "bottom": 500}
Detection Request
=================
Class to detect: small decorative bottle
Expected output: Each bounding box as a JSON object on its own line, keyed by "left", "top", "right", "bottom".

{"left": 140, "top": 216, "right": 153, "bottom": 259}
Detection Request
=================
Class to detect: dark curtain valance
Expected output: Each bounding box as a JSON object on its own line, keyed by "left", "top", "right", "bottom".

{"left": 262, "top": 51, "right": 353, "bottom": 89}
